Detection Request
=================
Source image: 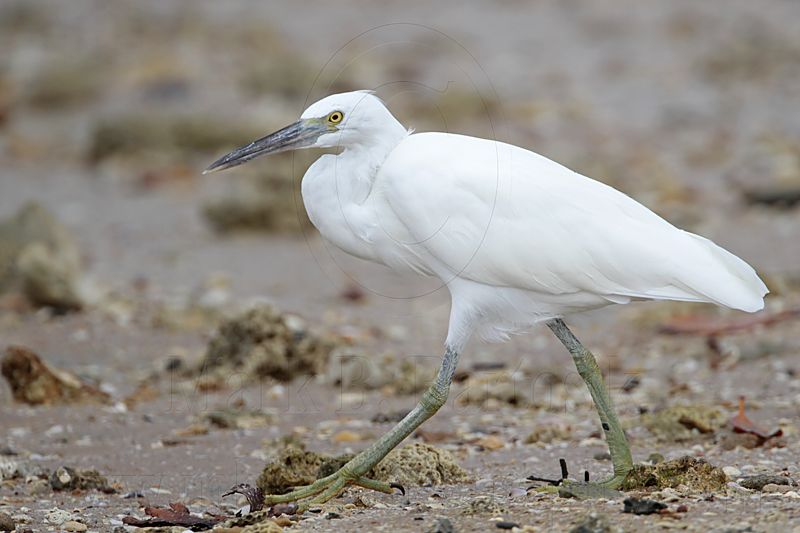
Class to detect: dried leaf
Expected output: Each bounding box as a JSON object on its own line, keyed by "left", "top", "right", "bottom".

{"left": 660, "top": 309, "right": 799, "bottom": 336}
{"left": 122, "top": 501, "right": 222, "bottom": 530}
{"left": 731, "top": 396, "right": 783, "bottom": 441}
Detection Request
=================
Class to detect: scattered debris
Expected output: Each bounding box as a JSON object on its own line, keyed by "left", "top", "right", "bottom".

{"left": 25, "top": 57, "right": 106, "bottom": 110}
{"left": 339, "top": 283, "right": 366, "bottom": 303}
{"left": 461, "top": 495, "right": 507, "bottom": 515}
{"left": 326, "top": 352, "right": 436, "bottom": 395}
{"left": 743, "top": 185, "right": 800, "bottom": 208}
{"left": 525, "top": 422, "right": 574, "bottom": 445}
{"left": 371, "top": 410, "right": 409, "bottom": 424}
{"left": 730, "top": 396, "right": 783, "bottom": 443}
{"left": 88, "top": 113, "right": 263, "bottom": 162}
{"left": 203, "top": 407, "right": 274, "bottom": 430}
{"left": 622, "top": 456, "right": 727, "bottom": 492}
{"left": 202, "top": 161, "right": 311, "bottom": 235}
{"left": 569, "top": 513, "right": 613, "bottom": 533}
{"left": 426, "top": 517, "right": 455, "bottom": 533}
{"left": 0, "top": 202, "right": 86, "bottom": 311}
{"left": 700, "top": 20, "right": 800, "bottom": 83}
{"left": 122, "top": 502, "right": 224, "bottom": 529}
{"left": 1, "top": 345, "right": 111, "bottom": 405}
{"left": 50, "top": 466, "right": 115, "bottom": 493}
{"left": 718, "top": 431, "right": 763, "bottom": 450}
{"left": 197, "top": 305, "right": 343, "bottom": 384}
{"left": 122, "top": 383, "right": 160, "bottom": 409}
{"left": 61, "top": 520, "right": 87, "bottom": 532}
{"left": 474, "top": 434, "right": 505, "bottom": 451}
{"left": 495, "top": 521, "right": 520, "bottom": 530}
{"left": 659, "top": 308, "right": 799, "bottom": 336}
{"left": 622, "top": 497, "right": 667, "bottom": 515}
{"left": 456, "top": 370, "right": 538, "bottom": 408}
{"left": 642, "top": 405, "right": 727, "bottom": 442}
{"left": 738, "top": 474, "right": 792, "bottom": 491}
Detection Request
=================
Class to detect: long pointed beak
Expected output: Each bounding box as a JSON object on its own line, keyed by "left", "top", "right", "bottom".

{"left": 204, "top": 119, "right": 325, "bottom": 174}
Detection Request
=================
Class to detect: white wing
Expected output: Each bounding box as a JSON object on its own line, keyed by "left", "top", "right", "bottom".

{"left": 376, "top": 133, "right": 767, "bottom": 312}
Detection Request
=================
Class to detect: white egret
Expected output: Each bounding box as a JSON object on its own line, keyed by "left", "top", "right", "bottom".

{"left": 206, "top": 90, "right": 767, "bottom": 504}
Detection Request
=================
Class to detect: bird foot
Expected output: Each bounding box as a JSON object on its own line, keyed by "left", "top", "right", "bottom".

{"left": 557, "top": 476, "right": 626, "bottom": 500}
{"left": 262, "top": 469, "right": 404, "bottom": 511}
{"left": 528, "top": 458, "right": 629, "bottom": 500}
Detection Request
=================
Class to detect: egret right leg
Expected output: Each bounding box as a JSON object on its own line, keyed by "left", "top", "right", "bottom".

{"left": 547, "top": 318, "right": 633, "bottom": 488}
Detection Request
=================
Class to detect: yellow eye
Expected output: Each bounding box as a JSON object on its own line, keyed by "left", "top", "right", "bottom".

{"left": 328, "top": 111, "right": 344, "bottom": 124}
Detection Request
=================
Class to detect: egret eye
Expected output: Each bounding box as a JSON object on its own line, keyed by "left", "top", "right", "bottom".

{"left": 328, "top": 111, "right": 344, "bottom": 124}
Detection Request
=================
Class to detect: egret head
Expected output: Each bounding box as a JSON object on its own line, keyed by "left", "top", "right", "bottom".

{"left": 205, "top": 90, "right": 398, "bottom": 173}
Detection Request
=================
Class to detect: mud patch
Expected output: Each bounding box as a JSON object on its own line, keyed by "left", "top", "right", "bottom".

{"left": 622, "top": 456, "right": 727, "bottom": 492}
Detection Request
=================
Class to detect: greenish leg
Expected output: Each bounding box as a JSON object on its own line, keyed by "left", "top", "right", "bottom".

{"left": 265, "top": 346, "right": 461, "bottom": 509}
{"left": 547, "top": 318, "right": 633, "bottom": 488}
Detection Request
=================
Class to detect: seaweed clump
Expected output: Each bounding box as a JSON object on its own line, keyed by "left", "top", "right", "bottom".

{"left": 622, "top": 456, "right": 727, "bottom": 492}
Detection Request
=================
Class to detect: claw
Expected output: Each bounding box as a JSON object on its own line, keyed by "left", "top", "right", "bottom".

{"left": 389, "top": 482, "right": 405, "bottom": 496}
{"left": 222, "top": 483, "right": 265, "bottom": 511}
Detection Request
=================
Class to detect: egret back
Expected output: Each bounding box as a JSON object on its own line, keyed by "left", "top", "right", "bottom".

{"left": 376, "top": 132, "right": 767, "bottom": 313}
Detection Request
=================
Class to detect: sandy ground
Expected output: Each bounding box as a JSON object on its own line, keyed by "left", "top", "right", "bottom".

{"left": 1, "top": 1, "right": 800, "bottom": 531}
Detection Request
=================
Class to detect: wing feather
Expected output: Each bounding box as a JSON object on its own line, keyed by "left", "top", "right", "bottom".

{"left": 378, "top": 133, "right": 767, "bottom": 312}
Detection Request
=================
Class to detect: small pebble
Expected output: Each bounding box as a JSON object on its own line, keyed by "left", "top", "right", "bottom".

{"left": 739, "top": 474, "right": 790, "bottom": 491}
{"left": 762, "top": 483, "right": 791, "bottom": 494}
{"left": 623, "top": 498, "right": 666, "bottom": 515}
{"left": 722, "top": 466, "right": 741, "bottom": 479}
{"left": 62, "top": 521, "right": 87, "bottom": 532}
{"left": 426, "top": 517, "right": 455, "bottom": 533}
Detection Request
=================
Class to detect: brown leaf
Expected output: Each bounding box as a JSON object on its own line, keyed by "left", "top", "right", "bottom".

{"left": 122, "top": 501, "right": 222, "bottom": 529}
{"left": 659, "top": 309, "right": 799, "bottom": 336}
{"left": 731, "top": 396, "right": 783, "bottom": 441}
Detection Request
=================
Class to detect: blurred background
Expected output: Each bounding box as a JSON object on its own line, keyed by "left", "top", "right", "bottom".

{"left": 1, "top": 1, "right": 799, "bottom": 530}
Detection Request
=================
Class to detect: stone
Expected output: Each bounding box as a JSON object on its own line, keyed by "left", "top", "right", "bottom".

{"left": 0, "top": 512, "right": 14, "bottom": 532}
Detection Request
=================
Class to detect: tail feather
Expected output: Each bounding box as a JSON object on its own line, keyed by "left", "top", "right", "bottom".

{"left": 681, "top": 233, "right": 768, "bottom": 312}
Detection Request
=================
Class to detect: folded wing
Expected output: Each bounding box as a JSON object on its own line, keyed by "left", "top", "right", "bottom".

{"left": 379, "top": 133, "right": 767, "bottom": 312}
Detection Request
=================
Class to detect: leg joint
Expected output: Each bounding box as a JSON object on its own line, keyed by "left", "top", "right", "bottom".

{"left": 421, "top": 383, "right": 448, "bottom": 411}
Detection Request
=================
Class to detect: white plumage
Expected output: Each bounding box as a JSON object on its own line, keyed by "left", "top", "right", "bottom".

{"left": 296, "top": 91, "right": 767, "bottom": 347}
{"left": 205, "top": 88, "right": 769, "bottom": 501}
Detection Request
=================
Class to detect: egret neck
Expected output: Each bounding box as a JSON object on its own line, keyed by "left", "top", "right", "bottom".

{"left": 301, "top": 108, "right": 408, "bottom": 260}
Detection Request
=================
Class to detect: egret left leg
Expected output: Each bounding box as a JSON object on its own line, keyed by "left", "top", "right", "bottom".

{"left": 264, "top": 345, "right": 461, "bottom": 509}
{"left": 546, "top": 318, "right": 633, "bottom": 488}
